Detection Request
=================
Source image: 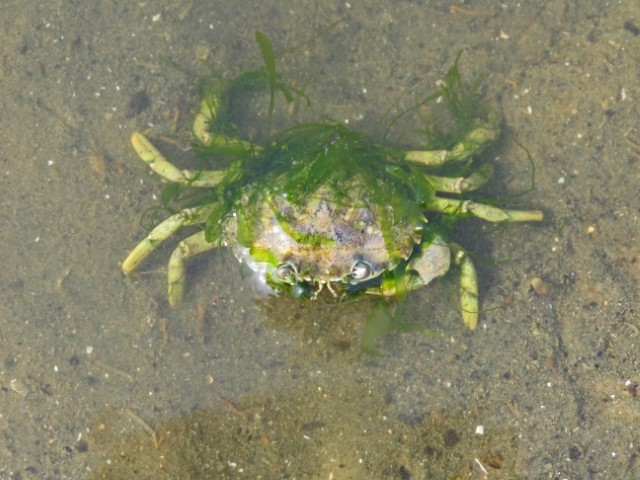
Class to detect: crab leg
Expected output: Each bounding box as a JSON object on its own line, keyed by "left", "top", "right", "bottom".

{"left": 131, "top": 132, "right": 225, "bottom": 187}
{"left": 122, "top": 205, "right": 214, "bottom": 274}
{"left": 455, "top": 249, "right": 479, "bottom": 330}
{"left": 192, "top": 97, "right": 257, "bottom": 151}
{"left": 192, "top": 95, "right": 220, "bottom": 146}
{"left": 425, "top": 164, "right": 493, "bottom": 193}
{"left": 404, "top": 125, "right": 498, "bottom": 167}
{"left": 371, "top": 237, "right": 451, "bottom": 294}
{"left": 167, "top": 230, "right": 219, "bottom": 307}
{"left": 427, "top": 197, "right": 543, "bottom": 223}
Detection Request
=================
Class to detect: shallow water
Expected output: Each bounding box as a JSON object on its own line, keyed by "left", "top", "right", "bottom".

{"left": 1, "top": 1, "right": 639, "bottom": 478}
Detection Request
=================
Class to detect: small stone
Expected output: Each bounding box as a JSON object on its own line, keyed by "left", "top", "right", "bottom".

{"left": 530, "top": 277, "right": 548, "bottom": 296}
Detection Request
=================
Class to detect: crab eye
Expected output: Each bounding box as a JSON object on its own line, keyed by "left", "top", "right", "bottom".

{"left": 350, "top": 261, "right": 374, "bottom": 281}
{"left": 276, "top": 262, "right": 297, "bottom": 283}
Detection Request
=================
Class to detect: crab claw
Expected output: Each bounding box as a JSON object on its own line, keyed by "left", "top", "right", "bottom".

{"left": 408, "top": 238, "right": 478, "bottom": 330}
{"left": 405, "top": 237, "right": 451, "bottom": 289}
{"left": 374, "top": 236, "right": 451, "bottom": 298}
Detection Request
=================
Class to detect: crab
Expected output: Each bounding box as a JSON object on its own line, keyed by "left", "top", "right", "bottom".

{"left": 122, "top": 58, "right": 543, "bottom": 331}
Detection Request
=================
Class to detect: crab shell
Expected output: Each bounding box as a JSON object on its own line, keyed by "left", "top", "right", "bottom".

{"left": 223, "top": 185, "right": 451, "bottom": 295}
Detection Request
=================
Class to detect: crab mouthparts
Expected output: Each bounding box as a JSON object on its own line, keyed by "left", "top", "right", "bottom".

{"left": 311, "top": 280, "right": 339, "bottom": 299}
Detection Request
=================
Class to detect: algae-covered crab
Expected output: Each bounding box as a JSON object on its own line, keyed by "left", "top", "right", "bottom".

{"left": 122, "top": 39, "right": 542, "bottom": 330}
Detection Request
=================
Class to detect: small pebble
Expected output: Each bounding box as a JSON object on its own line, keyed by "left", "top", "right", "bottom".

{"left": 530, "top": 276, "right": 548, "bottom": 296}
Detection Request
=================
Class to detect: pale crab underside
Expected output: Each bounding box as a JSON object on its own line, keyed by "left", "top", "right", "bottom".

{"left": 122, "top": 96, "right": 543, "bottom": 330}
